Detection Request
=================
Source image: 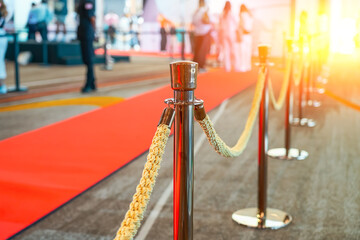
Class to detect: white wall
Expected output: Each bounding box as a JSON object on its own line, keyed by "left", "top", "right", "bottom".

{"left": 13, "top": 0, "right": 34, "bottom": 30}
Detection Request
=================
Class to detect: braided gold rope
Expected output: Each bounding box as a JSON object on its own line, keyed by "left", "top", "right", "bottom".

{"left": 268, "top": 55, "right": 292, "bottom": 110}
{"left": 114, "top": 124, "right": 171, "bottom": 240}
{"left": 196, "top": 67, "right": 266, "bottom": 157}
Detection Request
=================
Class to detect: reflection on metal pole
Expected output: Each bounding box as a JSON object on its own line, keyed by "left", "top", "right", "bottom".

{"left": 232, "top": 45, "right": 292, "bottom": 229}
{"left": 171, "top": 60, "right": 197, "bottom": 240}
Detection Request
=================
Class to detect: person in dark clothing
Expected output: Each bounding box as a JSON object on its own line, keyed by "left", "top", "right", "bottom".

{"left": 160, "top": 26, "right": 167, "bottom": 52}
{"left": 27, "top": 3, "right": 38, "bottom": 41}
{"left": 77, "top": 0, "right": 97, "bottom": 93}
{"left": 158, "top": 14, "right": 167, "bottom": 52}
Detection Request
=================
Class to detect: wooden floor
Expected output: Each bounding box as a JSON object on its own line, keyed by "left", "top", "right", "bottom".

{"left": 2, "top": 54, "right": 360, "bottom": 240}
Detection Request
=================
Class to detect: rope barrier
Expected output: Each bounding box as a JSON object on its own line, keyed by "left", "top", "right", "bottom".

{"left": 114, "top": 110, "right": 173, "bottom": 240}
{"left": 195, "top": 66, "right": 266, "bottom": 158}
{"left": 268, "top": 54, "right": 292, "bottom": 110}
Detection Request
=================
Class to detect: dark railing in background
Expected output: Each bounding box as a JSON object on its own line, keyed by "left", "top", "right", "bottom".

{"left": 0, "top": 32, "right": 27, "bottom": 93}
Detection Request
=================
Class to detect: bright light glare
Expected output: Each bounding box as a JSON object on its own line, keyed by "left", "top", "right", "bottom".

{"left": 330, "top": 18, "right": 357, "bottom": 54}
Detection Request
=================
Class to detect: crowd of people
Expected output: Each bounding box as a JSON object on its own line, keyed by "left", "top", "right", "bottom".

{"left": 0, "top": 0, "right": 254, "bottom": 96}
{"left": 192, "top": 0, "right": 253, "bottom": 73}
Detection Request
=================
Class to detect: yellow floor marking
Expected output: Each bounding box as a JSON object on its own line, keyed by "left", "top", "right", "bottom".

{"left": 0, "top": 96, "right": 124, "bottom": 112}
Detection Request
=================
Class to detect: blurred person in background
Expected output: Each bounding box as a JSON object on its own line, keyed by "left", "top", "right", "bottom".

{"left": 219, "top": 1, "right": 240, "bottom": 72}
{"left": 27, "top": 2, "right": 38, "bottom": 41}
{"left": 54, "top": 0, "right": 68, "bottom": 41}
{"left": 158, "top": 14, "right": 168, "bottom": 53}
{"left": 192, "top": 0, "right": 213, "bottom": 72}
{"left": 0, "top": 0, "right": 8, "bottom": 94}
{"left": 129, "top": 17, "right": 140, "bottom": 50}
{"left": 238, "top": 4, "right": 253, "bottom": 72}
{"left": 77, "top": 0, "right": 97, "bottom": 93}
{"left": 37, "top": 0, "right": 53, "bottom": 41}
{"left": 104, "top": 12, "right": 119, "bottom": 45}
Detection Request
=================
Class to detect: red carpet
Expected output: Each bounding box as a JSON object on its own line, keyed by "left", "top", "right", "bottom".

{"left": 0, "top": 69, "right": 255, "bottom": 239}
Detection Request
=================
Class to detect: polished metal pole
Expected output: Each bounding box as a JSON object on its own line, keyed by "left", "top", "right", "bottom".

{"left": 171, "top": 61, "right": 197, "bottom": 240}
{"left": 232, "top": 45, "right": 292, "bottom": 229}
{"left": 306, "top": 35, "right": 321, "bottom": 108}
{"left": 102, "top": 31, "right": 113, "bottom": 71}
{"left": 14, "top": 33, "right": 20, "bottom": 90}
{"left": 42, "top": 39, "right": 48, "bottom": 66}
{"left": 285, "top": 41, "right": 293, "bottom": 156}
{"left": 306, "top": 36, "right": 311, "bottom": 104}
{"left": 291, "top": 38, "right": 316, "bottom": 128}
{"left": 257, "top": 46, "right": 269, "bottom": 227}
{"left": 267, "top": 40, "right": 309, "bottom": 160}
{"left": 8, "top": 32, "right": 27, "bottom": 93}
{"left": 298, "top": 42, "right": 304, "bottom": 120}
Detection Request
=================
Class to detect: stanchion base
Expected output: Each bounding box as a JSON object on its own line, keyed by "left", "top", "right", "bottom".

{"left": 306, "top": 100, "right": 321, "bottom": 107}
{"left": 232, "top": 208, "right": 292, "bottom": 229}
{"left": 291, "top": 118, "right": 316, "bottom": 127}
{"left": 315, "top": 88, "right": 325, "bottom": 94}
{"left": 267, "top": 148, "right": 308, "bottom": 160}
{"left": 102, "top": 65, "right": 113, "bottom": 71}
{"left": 7, "top": 86, "right": 28, "bottom": 93}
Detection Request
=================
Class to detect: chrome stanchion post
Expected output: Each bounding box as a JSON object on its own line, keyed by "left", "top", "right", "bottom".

{"left": 298, "top": 38, "right": 305, "bottom": 119}
{"left": 267, "top": 39, "right": 309, "bottom": 160}
{"left": 258, "top": 45, "right": 269, "bottom": 227}
{"left": 102, "top": 31, "right": 113, "bottom": 71}
{"left": 232, "top": 45, "right": 292, "bottom": 229}
{"left": 181, "top": 30, "right": 185, "bottom": 60}
{"left": 8, "top": 32, "right": 27, "bottom": 93}
{"left": 305, "top": 35, "right": 311, "bottom": 104}
{"left": 170, "top": 61, "right": 197, "bottom": 240}
{"left": 306, "top": 35, "right": 321, "bottom": 108}
{"left": 42, "top": 38, "right": 48, "bottom": 66}
{"left": 291, "top": 38, "right": 316, "bottom": 128}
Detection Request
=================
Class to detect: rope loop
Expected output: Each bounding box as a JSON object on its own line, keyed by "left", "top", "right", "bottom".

{"left": 268, "top": 54, "right": 292, "bottom": 110}
{"left": 196, "top": 66, "right": 266, "bottom": 158}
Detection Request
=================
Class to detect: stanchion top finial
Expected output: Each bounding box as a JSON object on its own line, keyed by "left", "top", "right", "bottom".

{"left": 170, "top": 61, "right": 198, "bottom": 91}
{"left": 286, "top": 39, "right": 294, "bottom": 53}
{"left": 258, "top": 44, "right": 271, "bottom": 64}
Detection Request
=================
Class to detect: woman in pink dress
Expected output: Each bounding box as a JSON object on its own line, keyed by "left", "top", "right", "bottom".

{"left": 238, "top": 4, "right": 253, "bottom": 72}
{"left": 219, "top": 1, "right": 240, "bottom": 72}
